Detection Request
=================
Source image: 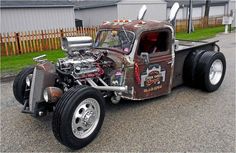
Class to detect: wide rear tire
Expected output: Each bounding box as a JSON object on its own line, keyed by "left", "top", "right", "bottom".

{"left": 52, "top": 86, "right": 105, "bottom": 150}
{"left": 196, "top": 51, "right": 226, "bottom": 92}
{"left": 183, "top": 50, "right": 206, "bottom": 87}
{"left": 13, "top": 67, "right": 34, "bottom": 105}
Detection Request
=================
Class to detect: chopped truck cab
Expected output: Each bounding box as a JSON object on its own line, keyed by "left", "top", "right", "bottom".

{"left": 13, "top": 3, "right": 226, "bottom": 150}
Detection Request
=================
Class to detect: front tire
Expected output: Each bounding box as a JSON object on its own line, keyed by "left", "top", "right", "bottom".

{"left": 13, "top": 67, "right": 34, "bottom": 105}
{"left": 52, "top": 86, "right": 105, "bottom": 150}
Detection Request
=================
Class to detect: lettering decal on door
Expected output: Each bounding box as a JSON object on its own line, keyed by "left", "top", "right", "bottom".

{"left": 140, "top": 64, "right": 166, "bottom": 92}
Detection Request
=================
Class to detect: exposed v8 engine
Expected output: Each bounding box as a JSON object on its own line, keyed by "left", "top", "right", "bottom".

{"left": 56, "top": 49, "right": 113, "bottom": 80}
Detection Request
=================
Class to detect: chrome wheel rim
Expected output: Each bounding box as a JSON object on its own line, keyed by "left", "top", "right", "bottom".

{"left": 72, "top": 98, "right": 100, "bottom": 139}
{"left": 209, "top": 59, "right": 223, "bottom": 85}
{"left": 26, "top": 74, "right": 33, "bottom": 87}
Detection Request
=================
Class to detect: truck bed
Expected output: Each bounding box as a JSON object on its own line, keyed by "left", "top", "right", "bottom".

{"left": 172, "top": 40, "right": 218, "bottom": 88}
{"left": 175, "top": 40, "right": 218, "bottom": 52}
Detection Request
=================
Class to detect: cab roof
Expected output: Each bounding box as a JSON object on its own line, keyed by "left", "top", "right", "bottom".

{"left": 99, "top": 20, "right": 173, "bottom": 35}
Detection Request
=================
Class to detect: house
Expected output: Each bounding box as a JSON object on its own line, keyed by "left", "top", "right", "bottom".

{"left": 74, "top": 0, "right": 167, "bottom": 27}
{"left": 166, "top": 0, "right": 230, "bottom": 20}
{"left": 74, "top": 0, "right": 230, "bottom": 27}
{"left": 1, "top": 0, "right": 231, "bottom": 33}
{"left": 0, "top": 0, "right": 76, "bottom": 33}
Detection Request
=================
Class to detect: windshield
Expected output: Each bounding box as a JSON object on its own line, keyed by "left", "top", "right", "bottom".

{"left": 94, "top": 30, "right": 135, "bottom": 54}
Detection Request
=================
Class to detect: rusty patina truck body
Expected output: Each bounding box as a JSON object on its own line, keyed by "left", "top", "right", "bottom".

{"left": 13, "top": 3, "right": 226, "bottom": 150}
{"left": 96, "top": 20, "right": 220, "bottom": 100}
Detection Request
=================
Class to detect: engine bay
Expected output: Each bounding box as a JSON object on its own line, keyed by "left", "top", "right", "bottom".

{"left": 56, "top": 49, "right": 116, "bottom": 89}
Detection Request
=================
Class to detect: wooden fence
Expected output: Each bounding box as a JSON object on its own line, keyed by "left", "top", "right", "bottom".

{"left": 176, "top": 16, "right": 223, "bottom": 32}
{"left": 1, "top": 16, "right": 224, "bottom": 56}
{"left": 0, "top": 27, "right": 97, "bottom": 56}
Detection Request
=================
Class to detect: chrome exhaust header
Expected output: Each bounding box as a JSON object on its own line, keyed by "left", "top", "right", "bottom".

{"left": 85, "top": 78, "right": 128, "bottom": 92}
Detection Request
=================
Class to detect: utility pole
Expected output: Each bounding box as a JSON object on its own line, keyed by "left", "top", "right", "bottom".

{"left": 188, "top": 0, "right": 193, "bottom": 33}
{"left": 204, "top": 0, "right": 211, "bottom": 27}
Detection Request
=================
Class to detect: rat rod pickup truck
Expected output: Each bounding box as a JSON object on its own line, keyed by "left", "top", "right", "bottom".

{"left": 13, "top": 3, "right": 226, "bottom": 149}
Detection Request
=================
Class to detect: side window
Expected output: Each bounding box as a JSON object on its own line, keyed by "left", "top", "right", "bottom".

{"left": 138, "top": 31, "right": 170, "bottom": 56}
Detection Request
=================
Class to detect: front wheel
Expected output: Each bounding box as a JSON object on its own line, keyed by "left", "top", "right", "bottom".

{"left": 52, "top": 86, "right": 105, "bottom": 150}
{"left": 13, "top": 67, "right": 34, "bottom": 105}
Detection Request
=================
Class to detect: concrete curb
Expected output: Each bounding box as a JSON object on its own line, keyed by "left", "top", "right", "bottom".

{"left": 1, "top": 74, "right": 16, "bottom": 83}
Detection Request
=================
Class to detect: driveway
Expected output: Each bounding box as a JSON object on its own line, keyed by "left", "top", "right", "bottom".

{"left": 1, "top": 32, "right": 235, "bottom": 152}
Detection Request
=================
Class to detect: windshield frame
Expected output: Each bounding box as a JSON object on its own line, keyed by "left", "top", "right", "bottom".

{"left": 94, "top": 29, "right": 136, "bottom": 55}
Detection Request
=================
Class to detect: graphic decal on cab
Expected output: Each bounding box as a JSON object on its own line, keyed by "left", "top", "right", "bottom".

{"left": 140, "top": 64, "right": 166, "bottom": 92}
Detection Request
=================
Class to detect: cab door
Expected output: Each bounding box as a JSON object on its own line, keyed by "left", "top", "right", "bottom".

{"left": 133, "top": 30, "right": 174, "bottom": 100}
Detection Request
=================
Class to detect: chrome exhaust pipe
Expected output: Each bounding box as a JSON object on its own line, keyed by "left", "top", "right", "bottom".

{"left": 93, "top": 86, "right": 128, "bottom": 92}
{"left": 86, "top": 78, "right": 128, "bottom": 92}
{"left": 168, "top": 2, "right": 180, "bottom": 33}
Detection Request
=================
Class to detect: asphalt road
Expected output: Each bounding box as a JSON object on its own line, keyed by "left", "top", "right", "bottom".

{"left": 1, "top": 32, "right": 235, "bottom": 152}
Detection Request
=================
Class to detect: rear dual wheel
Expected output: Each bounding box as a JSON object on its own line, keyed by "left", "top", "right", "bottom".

{"left": 196, "top": 51, "right": 226, "bottom": 92}
{"left": 184, "top": 51, "right": 226, "bottom": 92}
{"left": 52, "top": 86, "right": 105, "bottom": 150}
{"left": 183, "top": 50, "right": 206, "bottom": 86}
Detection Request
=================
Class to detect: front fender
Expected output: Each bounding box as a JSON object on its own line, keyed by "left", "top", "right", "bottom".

{"left": 29, "top": 61, "right": 58, "bottom": 115}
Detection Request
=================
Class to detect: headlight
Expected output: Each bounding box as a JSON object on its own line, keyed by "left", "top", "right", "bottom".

{"left": 43, "top": 87, "right": 63, "bottom": 103}
{"left": 43, "top": 89, "right": 49, "bottom": 102}
{"left": 26, "top": 74, "right": 32, "bottom": 86}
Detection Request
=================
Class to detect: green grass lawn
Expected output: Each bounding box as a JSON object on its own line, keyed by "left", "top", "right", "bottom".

{"left": 1, "top": 50, "right": 65, "bottom": 75}
{"left": 176, "top": 26, "right": 225, "bottom": 41}
{"left": 0, "top": 26, "right": 227, "bottom": 76}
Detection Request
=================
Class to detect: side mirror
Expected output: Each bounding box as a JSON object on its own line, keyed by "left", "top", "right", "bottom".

{"left": 168, "top": 2, "right": 180, "bottom": 26}
{"left": 137, "top": 5, "right": 147, "bottom": 20}
{"left": 140, "top": 52, "right": 150, "bottom": 64}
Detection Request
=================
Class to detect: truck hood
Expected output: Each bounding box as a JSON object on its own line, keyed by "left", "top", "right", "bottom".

{"left": 93, "top": 48, "right": 132, "bottom": 68}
